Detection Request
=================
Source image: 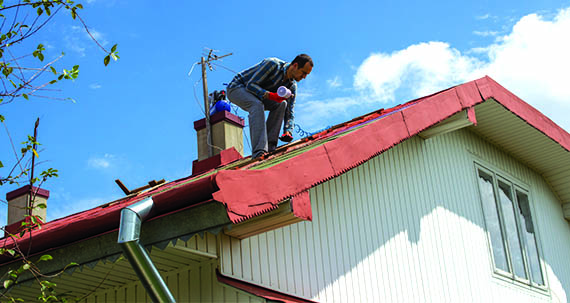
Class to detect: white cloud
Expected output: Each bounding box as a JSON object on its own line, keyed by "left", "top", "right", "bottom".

{"left": 87, "top": 154, "right": 115, "bottom": 169}
{"left": 65, "top": 26, "right": 109, "bottom": 56}
{"left": 350, "top": 7, "right": 570, "bottom": 131}
{"left": 354, "top": 41, "right": 483, "bottom": 102}
{"left": 89, "top": 83, "right": 102, "bottom": 89}
{"left": 477, "top": 14, "right": 491, "bottom": 20}
{"left": 326, "top": 76, "right": 342, "bottom": 88}
{"left": 473, "top": 30, "right": 499, "bottom": 37}
{"left": 68, "top": 43, "right": 86, "bottom": 57}
{"left": 297, "top": 96, "right": 366, "bottom": 130}
{"left": 87, "top": 29, "right": 108, "bottom": 47}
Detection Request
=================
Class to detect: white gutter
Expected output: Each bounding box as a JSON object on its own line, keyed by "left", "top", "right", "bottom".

{"left": 118, "top": 197, "right": 176, "bottom": 303}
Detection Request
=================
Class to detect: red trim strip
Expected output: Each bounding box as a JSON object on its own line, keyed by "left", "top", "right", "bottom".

{"left": 216, "top": 269, "right": 318, "bottom": 303}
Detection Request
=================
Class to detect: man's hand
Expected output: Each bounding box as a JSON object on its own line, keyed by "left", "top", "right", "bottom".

{"left": 279, "top": 132, "right": 293, "bottom": 142}
{"left": 267, "top": 92, "right": 287, "bottom": 103}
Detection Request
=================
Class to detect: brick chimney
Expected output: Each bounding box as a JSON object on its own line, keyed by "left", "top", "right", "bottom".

{"left": 4, "top": 185, "right": 49, "bottom": 235}
{"left": 192, "top": 110, "right": 245, "bottom": 175}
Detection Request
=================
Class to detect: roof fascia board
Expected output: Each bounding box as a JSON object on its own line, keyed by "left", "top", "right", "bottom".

{"left": 0, "top": 201, "right": 230, "bottom": 283}
{"left": 224, "top": 199, "right": 304, "bottom": 239}
{"left": 418, "top": 108, "right": 476, "bottom": 139}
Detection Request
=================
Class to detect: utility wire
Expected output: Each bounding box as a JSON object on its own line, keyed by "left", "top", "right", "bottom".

{"left": 187, "top": 52, "right": 255, "bottom": 154}
{"left": 211, "top": 62, "right": 237, "bottom": 74}
{"left": 192, "top": 76, "right": 206, "bottom": 116}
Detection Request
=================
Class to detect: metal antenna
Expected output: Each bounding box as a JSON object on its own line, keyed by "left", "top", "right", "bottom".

{"left": 198, "top": 49, "right": 233, "bottom": 157}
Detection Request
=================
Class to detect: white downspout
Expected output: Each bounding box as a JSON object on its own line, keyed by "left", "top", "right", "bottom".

{"left": 118, "top": 197, "right": 176, "bottom": 303}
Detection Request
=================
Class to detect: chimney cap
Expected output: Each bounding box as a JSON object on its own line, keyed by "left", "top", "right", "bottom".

{"left": 194, "top": 110, "right": 245, "bottom": 131}
{"left": 6, "top": 185, "right": 50, "bottom": 201}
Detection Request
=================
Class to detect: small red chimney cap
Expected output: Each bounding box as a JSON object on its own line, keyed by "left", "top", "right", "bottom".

{"left": 6, "top": 185, "right": 50, "bottom": 201}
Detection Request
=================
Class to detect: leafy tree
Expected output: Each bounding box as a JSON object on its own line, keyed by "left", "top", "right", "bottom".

{"left": 0, "top": 1, "right": 118, "bottom": 301}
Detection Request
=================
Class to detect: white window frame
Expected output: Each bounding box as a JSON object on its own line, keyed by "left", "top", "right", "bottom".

{"left": 474, "top": 162, "right": 547, "bottom": 292}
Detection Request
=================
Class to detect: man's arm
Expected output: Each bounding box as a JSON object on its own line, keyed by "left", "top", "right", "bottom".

{"left": 245, "top": 59, "right": 278, "bottom": 100}
{"left": 283, "top": 83, "right": 297, "bottom": 134}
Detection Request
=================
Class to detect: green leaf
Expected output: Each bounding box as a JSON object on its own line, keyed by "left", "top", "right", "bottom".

{"left": 6, "top": 249, "right": 15, "bottom": 256}
{"left": 0, "top": 160, "right": 3, "bottom": 168}
{"left": 111, "top": 44, "right": 117, "bottom": 53}
{"left": 22, "top": 94, "right": 28, "bottom": 100}
{"left": 37, "top": 7, "right": 43, "bottom": 16}
{"left": 103, "top": 55, "right": 110, "bottom": 66}
{"left": 4, "top": 279, "right": 13, "bottom": 289}
{"left": 0, "top": 114, "right": 4, "bottom": 122}
{"left": 39, "top": 255, "right": 52, "bottom": 262}
{"left": 38, "top": 53, "right": 44, "bottom": 61}
{"left": 50, "top": 66, "right": 56, "bottom": 74}
{"left": 22, "top": 264, "right": 30, "bottom": 271}
{"left": 36, "top": 203, "right": 47, "bottom": 209}
{"left": 70, "top": 8, "right": 76, "bottom": 19}
{"left": 76, "top": 3, "right": 83, "bottom": 9}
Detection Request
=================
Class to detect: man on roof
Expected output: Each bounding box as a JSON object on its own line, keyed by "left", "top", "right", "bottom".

{"left": 227, "top": 54, "right": 313, "bottom": 159}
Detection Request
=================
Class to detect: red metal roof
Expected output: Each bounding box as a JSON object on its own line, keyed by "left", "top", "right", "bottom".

{"left": 2, "top": 76, "right": 569, "bottom": 265}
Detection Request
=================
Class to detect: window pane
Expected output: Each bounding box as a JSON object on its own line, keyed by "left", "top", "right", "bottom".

{"left": 516, "top": 191, "right": 545, "bottom": 286}
{"left": 498, "top": 181, "right": 527, "bottom": 280}
{"left": 477, "top": 171, "right": 509, "bottom": 272}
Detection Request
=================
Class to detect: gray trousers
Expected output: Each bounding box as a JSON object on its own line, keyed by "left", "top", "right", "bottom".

{"left": 227, "top": 87, "right": 287, "bottom": 158}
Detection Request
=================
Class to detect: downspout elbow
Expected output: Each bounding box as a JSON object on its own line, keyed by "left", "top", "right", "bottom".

{"left": 118, "top": 197, "right": 176, "bottom": 303}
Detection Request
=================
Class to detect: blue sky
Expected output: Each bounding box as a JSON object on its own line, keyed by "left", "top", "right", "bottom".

{"left": 1, "top": 1, "right": 570, "bottom": 224}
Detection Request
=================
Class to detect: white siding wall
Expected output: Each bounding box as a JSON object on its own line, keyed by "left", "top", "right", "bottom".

{"left": 81, "top": 233, "right": 265, "bottom": 303}
{"left": 220, "top": 129, "right": 570, "bottom": 303}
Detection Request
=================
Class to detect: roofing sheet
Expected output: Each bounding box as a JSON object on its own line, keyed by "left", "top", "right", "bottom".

{"left": 2, "top": 76, "right": 569, "bottom": 265}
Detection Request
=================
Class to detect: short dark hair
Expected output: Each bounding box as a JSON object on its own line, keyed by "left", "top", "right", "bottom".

{"left": 292, "top": 54, "right": 313, "bottom": 68}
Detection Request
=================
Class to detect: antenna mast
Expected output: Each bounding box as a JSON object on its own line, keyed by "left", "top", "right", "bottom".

{"left": 198, "top": 49, "right": 233, "bottom": 157}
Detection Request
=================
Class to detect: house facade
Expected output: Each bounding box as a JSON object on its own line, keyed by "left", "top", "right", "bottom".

{"left": 2, "top": 77, "right": 569, "bottom": 302}
{"left": 217, "top": 127, "right": 570, "bottom": 302}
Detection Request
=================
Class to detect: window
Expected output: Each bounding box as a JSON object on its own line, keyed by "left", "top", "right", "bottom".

{"left": 475, "top": 165, "right": 545, "bottom": 288}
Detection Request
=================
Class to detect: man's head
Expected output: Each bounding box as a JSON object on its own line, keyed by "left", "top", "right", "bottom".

{"left": 288, "top": 54, "right": 313, "bottom": 81}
